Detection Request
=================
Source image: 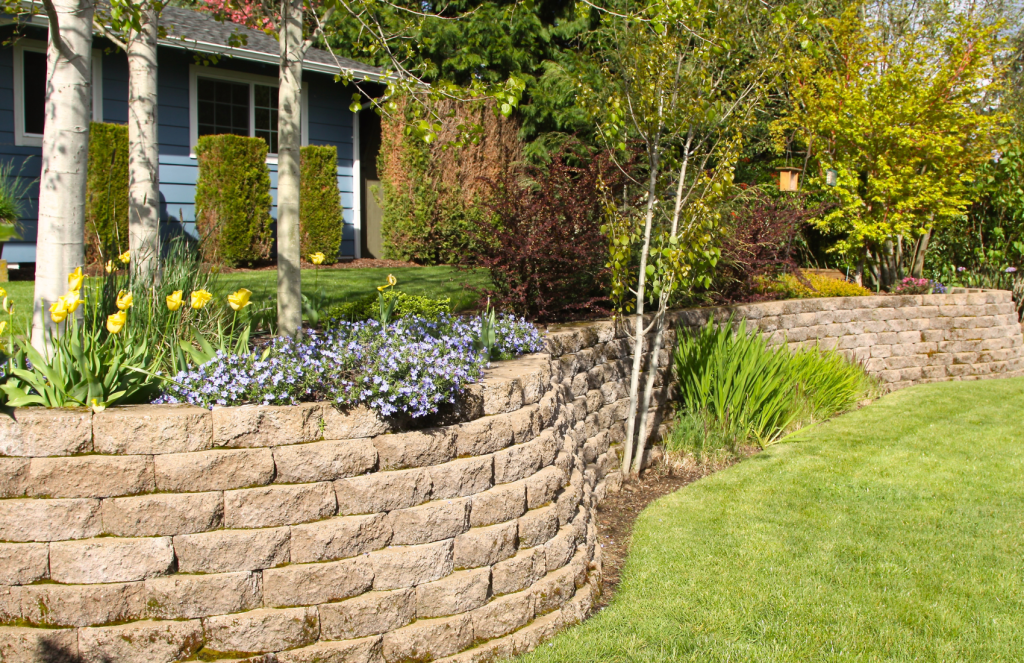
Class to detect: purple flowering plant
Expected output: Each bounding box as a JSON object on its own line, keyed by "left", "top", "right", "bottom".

{"left": 155, "top": 313, "right": 544, "bottom": 417}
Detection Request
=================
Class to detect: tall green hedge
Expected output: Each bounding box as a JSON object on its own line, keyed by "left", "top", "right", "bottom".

{"left": 195, "top": 135, "right": 273, "bottom": 267}
{"left": 300, "top": 145, "right": 343, "bottom": 263}
{"left": 85, "top": 122, "right": 129, "bottom": 264}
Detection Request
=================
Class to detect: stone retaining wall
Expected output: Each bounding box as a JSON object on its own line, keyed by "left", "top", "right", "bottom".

{"left": 0, "top": 290, "right": 1021, "bottom": 663}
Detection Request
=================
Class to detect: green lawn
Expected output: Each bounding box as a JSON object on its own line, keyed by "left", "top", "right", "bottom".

{"left": 523, "top": 378, "right": 1024, "bottom": 662}
{"left": 1, "top": 266, "right": 488, "bottom": 333}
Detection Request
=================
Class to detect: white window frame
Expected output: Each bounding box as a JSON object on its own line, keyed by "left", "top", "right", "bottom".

{"left": 188, "top": 64, "right": 308, "bottom": 162}
{"left": 13, "top": 40, "right": 103, "bottom": 147}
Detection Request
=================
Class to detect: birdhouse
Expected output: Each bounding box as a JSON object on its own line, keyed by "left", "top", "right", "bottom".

{"left": 777, "top": 167, "right": 801, "bottom": 192}
{"left": 825, "top": 168, "right": 839, "bottom": 187}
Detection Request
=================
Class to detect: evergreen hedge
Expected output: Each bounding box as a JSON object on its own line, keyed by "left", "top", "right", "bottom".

{"left": 195, "top": 135, "right": 273, "bottom": 267}
{"left": 85, "top": 122, "right": 130, "bottom": 264}
{"left": 300, "top": 145, "right": 343, "bottom": 263}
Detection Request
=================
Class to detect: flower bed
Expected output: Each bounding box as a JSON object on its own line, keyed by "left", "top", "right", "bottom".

{"left": 156, "top": 314, "right": 544, "bottom": 417}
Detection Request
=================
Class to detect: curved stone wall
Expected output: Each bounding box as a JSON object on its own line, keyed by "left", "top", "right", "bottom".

{"left": 1, "top": 290, "right": 1021, "bottom": 662}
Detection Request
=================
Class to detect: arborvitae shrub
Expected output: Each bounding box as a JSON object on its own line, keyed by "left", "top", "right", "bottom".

{"left": 85, "top": 122, "right": 130, "bottom": 264}
{"left": 195, "top": 135, "right": 273, "bottom": 267}
{"left": 300, "top": 145, "right": 343, "bottom": 263}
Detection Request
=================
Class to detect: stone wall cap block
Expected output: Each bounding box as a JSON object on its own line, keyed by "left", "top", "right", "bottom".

{"left": 0, "top": 498, "right": 102, "bottom": 542}
{"left": 0, "top": 408, "right": 91, "bottom": 457}
{"left": 93, "top": 404, "right": 213, "bottom": 454}
{"left": 50, "top": 536, "right": 174, "bottom": 584}
{"left": 78, "top": 618, "right": 203, "bottom": 663}
{"left": 25, "top": 455, "right": 154, "bottom": 499}
{"left": 203, "top": 606, "right": 319, "bottom": 655}
{"left": 213, "top": 402, "right": 324, "bottom": 448}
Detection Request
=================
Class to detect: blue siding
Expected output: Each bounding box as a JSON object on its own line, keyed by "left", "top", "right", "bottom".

{"left": 0, "top": 32, "right": 362, "bottom": 262}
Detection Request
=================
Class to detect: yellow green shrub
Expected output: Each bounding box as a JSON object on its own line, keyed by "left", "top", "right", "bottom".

{"left": 763, "top": 272, "right": 873, "bottom": 299}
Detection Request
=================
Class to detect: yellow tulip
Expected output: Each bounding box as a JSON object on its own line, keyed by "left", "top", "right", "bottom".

{"left": 50, "top": 298, "right": 69, "bottom": 323}
{"left": 166, "top": 290, "right": 184, "bottom": 311}
{"left": 190, "top": 289, "right": 213, "bottom": 310}
{"left": 0, "top": 287, "right": 6, "bottom": 299}
{"left": 0, "top": 321, "right": 7, "bottom": 335}
{"left": 105, "top": 260, "right": 115, "bottom": 274}
{"left": 6, "top": 300, "right": 13, "bottom": 316}
{"left": 309, "top": 252, "right": 326, "bottom": 265}
{"left": 119, "top": 250, "right": 130, "bottom": 264}
{"left": 377, "top": 274, "right": 397, "bottom": 292}
{"left": 116, "top": 290, "right": 134, "bottom": 311}
{"left": 227, "top": 288, "right": 252, "bottom": 311}
{"left": 67, "top": 267, "right": 84, "bottom": 293}
{"left": 63, "top": 291, "right": 83, "bottom": 313}
{"left": 106, "top": 310, "right": 127, "bottom": 334}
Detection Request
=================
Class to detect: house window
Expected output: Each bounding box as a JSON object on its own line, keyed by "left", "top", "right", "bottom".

{"left": 191, "top": 67, "right": 302, "bottom": 157}
{"left": 13, "top": 41, "right": 103, "bottom": 147}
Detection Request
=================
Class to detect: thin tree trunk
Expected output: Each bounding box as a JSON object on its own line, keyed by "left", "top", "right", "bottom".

{"left": 911, "top": 229, "right": 931, "bottom": 278}
{"left": 276, "top": 0, "right": 304, "bottom": 337}
{"left": 630, "top": 135, "right": 691, "bottom": 474}
{"left": 620, "top": 112, "right": 663, "bottom": 480}
{"left": 33, "top": 0, "right": 94, "bottom": 349}
{"left": 127, "top": 1, "right": 160, "bottom": 279}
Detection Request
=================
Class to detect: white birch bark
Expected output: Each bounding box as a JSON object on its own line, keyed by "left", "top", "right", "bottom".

{"left": 276, "top": 0, "right": 304, "bottom": 337}
{"left": 127, "top": 2, "right": 160, "bottom": 279}
{"left": 33, "top": 0, "right": 94, "bottom": 349}
{"left": 619, "top": 92, "right": 664, "bottom": 479}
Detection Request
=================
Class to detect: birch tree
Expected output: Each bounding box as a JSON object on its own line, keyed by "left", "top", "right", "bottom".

{"left": 32, "top": 0, "right": 95, "bottom": 349}
{"left": 581, "top": 0, "right": 784, "bottom": 476}
{"left": 95, "top": 0, "right": 162, "bottom": 281}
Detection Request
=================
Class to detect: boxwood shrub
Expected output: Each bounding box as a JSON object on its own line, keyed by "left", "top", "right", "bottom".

{"left": 85, "top": 122, "right": 129, "bottom": 264}
{"left": 195, "top": 135, "right": 273, "bottom": 267}
{"left": 300, "top": 145, "right": 343, "bottom": 263}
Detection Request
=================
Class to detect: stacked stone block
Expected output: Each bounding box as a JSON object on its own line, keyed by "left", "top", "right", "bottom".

{"left": 1, "top": 291, "right": 1021, "bottom": 662}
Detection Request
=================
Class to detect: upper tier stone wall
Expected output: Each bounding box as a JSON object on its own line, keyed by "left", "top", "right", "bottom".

{"left": 0, "top": 290, "right": 1020, "bottom": 662}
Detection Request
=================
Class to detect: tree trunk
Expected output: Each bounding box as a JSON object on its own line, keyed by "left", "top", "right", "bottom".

{"left": 631, "top": 289, "right": 668, "bottom": 474}
{"left": 911, "top": 229, "right": 931, "bottom": 278}
{"left": 276, "top": 0, "right": 304, "bottom": 337}
{"left": 127, "top": 2, "right": 160, "bottom": 280}
{"left": 33, "top": 0, "right": 94, "bottom": 349}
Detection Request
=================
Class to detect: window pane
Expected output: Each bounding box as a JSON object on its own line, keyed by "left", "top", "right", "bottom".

{"left": 196, "top": 78, "right": 250, "bottom": 138}
{"left": 253, "top": 84, "right": 279, "bottom": 154}
{"left": 23, "top": 50, "right": 46, "bottom": 135}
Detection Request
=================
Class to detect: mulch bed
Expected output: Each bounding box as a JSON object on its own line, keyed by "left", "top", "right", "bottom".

{"left": 594, "top": 448, "right": 759, "bottom": 609}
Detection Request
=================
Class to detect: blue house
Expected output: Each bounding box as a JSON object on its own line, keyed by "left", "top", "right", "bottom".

{"left": 0, "top": 7, "right": 385, "bottom": 268}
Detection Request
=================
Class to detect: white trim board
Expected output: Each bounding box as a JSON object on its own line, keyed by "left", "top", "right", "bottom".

{"left": 188, "top": 64, "right": 309, "bottom": 161}
{"left": 352, "top": 109, "right": 361, "bottom": 259}
{"left": 13, "top": 39, "right": 103, "bottom": 147}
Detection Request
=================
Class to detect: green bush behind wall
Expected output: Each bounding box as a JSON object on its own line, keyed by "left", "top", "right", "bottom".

{"left": 300, "top": 145, "right": 343, "bottom": 263}
{"left": 85, "top": 122, "right": 129, "bottom": 264}
{"left": 195, "top": 135, "right": 273, "bottom": 268}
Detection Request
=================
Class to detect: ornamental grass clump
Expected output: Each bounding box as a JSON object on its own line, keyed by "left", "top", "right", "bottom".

{"left": 672, "top": 319, "right": 873, "bottom": 448}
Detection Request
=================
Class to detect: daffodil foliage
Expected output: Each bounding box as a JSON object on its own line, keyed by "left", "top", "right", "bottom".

{"left": 777, "top": 2, "right": 1007, "bottom": 286}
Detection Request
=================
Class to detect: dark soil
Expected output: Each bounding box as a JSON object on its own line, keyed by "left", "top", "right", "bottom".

{"left": 594, "top": 449, "right": 758, "bottom": 608}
